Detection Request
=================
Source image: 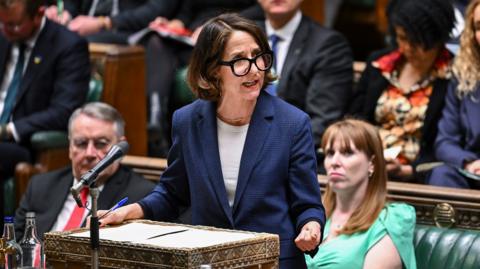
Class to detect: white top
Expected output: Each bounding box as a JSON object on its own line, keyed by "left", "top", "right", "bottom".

{"left": 265, "top": 11, "right": 302, "bottom": 76}
{"left": 0, "top": 17, "right": 46, "bottom": 142}
{"left": 216, "top": 118, "right": 249, "bottom": 207}
{"left": 51, "top": 178, "right": 105, "bottom": 232}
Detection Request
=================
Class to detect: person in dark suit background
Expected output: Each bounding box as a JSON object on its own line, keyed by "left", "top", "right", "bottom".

{"left": 98, "top": 14, "right": 325, "bottom": 268}
{"left": 44, "top": 0, "right": 178, "bottom": 44}
{"left": 0, "top": 0, "right": 90, "bottom": 228}
{"left": 257, "top": 0, "right": 353, "bottom": 148}
{"left": 15, "top": 102, "right": 155, "bottom": 240}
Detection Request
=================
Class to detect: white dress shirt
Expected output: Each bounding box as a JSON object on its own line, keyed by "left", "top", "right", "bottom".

{"left": 265, "top": 11, "right": 302, "bottom": 77}
{"left": 50, "top": 178, "right": 105, "bottom": 232}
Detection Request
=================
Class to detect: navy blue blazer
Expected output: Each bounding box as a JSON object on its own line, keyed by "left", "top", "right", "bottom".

{"left": 428, "top": 79, "right": 480, "bottom": 188}
{"left": 435, "top": 80, "right": 480, "bottom": 167}
{"left": 139, "top": 91, "right": 325, "bottom": 267}
{"left": 0, "top": 19, "right": 90, "bottom": 143}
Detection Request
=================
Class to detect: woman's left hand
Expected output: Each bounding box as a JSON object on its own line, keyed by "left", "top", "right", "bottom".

{"left": 294, "top": 221, "right": 321, "bottom": 251}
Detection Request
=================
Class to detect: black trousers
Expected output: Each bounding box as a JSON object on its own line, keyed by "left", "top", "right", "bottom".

{"left": 143, "top": 34, "right": 192, "bottom": 157}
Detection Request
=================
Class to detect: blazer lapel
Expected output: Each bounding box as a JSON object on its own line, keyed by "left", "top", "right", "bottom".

{"left": 0, "top": 37, "right": 10, "bottom": 86}
{"left": 44, "top": 171, "right": 73, "bottom": 232}
{"left": 232, "top": 92, "right": 273, "bottom": 214}
{"left": 195, "top": 101, "right": 233, "bottom": 224}
{"left": 97, "top": 168, "right": 128, "bottom": 209}
{"left": 14, "top": 20, "right": 52, "bottom": 109}
{"left": 277, "top": 16, "right": 309, "bottom": 96}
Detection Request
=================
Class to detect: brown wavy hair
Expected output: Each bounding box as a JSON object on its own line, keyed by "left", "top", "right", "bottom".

{"left": 321, "top": 119, "right": 387, "bottom": 235}
{"left": 187, "top": 13, "right": 275, "bottom": 101}
{"left": 453, "top": 0, "right": 480, "bottom": 97}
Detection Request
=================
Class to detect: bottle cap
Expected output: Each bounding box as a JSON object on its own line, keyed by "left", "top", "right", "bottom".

{"left": 26, "top": 212, "right": 36, "bottom": 218}
{"left": 4, "top": 216, "right": 14, "bottom": 223}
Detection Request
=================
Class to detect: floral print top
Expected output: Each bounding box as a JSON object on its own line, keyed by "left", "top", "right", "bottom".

{"left": 372, "top": 49, "right": 452, "bottom": 164}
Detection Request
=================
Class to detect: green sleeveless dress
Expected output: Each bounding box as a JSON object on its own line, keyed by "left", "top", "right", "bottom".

{"left": 305, "top": 203, "right": 417, "bottom": 269}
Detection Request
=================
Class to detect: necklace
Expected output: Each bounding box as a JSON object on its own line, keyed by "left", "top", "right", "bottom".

{"left": 331, "top": 213, "right": 350, "bottom": 231}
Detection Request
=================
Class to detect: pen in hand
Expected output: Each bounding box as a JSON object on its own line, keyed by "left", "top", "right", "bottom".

{"left": 99, "top": 197, "right": 128, "bottom": 220}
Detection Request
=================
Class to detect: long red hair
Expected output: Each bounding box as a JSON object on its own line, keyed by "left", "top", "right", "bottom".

{"left": 321, "top": 119, "right": 388, "bottom": 235}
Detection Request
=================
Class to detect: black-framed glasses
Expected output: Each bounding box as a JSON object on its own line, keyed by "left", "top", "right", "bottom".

{"left": 219, "top": 51, "right": 273, "bottom": 77}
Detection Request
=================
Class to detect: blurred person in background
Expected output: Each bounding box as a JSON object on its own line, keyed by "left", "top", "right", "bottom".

{"left": 44, "top": 0, "right": 178, "bottom": 44}
{"left": 0, "top": 0, "right": 89, "bottom": 228}
{"left": 349, "top": 0, "right": 455, "bottom": 182}
{"left": 257, "top": 0, "right": 353, "bottom": 155}
{"left": 15, "top": 102, "right": 154, "bottom": 240}
{"left": 428, "top": 0, "right": 480, "bottom": 189}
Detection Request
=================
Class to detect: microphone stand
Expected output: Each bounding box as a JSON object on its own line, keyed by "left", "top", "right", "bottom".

{"left": 89, "top": 183, "right": 100, "bottom": 269}
{"left": 70, "top": 141, "right": 130, "bottom": 269}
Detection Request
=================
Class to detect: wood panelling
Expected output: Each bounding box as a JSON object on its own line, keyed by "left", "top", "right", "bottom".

{"left": 89, "top": 43, "right": 147, "bottom": 156}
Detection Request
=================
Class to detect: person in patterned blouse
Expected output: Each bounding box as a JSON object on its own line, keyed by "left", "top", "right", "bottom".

{"left": 349, "top": 0, "right": 455, "bottom": 182}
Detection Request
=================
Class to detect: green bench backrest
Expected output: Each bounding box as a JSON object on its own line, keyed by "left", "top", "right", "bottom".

{"left": 415, "top": 225, "right": 480, "bottom": 269}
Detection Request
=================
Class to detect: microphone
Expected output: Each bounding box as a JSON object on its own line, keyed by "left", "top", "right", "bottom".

{"left": 70, "top": 141, "right": 129, "bottom": 207}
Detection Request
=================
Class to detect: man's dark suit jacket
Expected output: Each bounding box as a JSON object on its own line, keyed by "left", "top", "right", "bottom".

{"left": 0, "top": 19, "right": 90, "bottom": 143}
{"left": 175, "top": 0, "right": 259, "bottom": 30}
{"left": 261, "top": 16, "right": 353, "bottom": 146}
{"left": 15, "top": 165, "right": 155, "bottom": 240}
{"left": 63, "top": 0, "right": 178, "bottom": 32}
{"left": 349, "top": 49, "right": 449, "bottom": 178}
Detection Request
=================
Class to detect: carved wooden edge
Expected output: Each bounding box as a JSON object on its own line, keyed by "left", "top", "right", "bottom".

{"left": 45, "top": 220, "right": 279, "bottom": 268}
{"left": 89, "top": 43, "right": 144, "bottom": 57}
{"left": 120, "top": 156, "right": 480, "bottom": 231}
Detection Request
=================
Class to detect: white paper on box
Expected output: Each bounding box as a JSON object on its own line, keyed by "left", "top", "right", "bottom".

{"left": 71, "top": 222, "right": 256, "bottom": 248}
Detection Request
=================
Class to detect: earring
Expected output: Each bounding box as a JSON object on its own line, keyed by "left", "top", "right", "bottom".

{"left": 368, "top": 170, "right": 373, "bottom": 178}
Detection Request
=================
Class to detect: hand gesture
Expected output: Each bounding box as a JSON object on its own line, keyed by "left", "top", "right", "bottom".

{"left": 294, "top": 221, "right": 321, "bottom": 252}
{"left": 87, "top": 203, "right": 144, "bottom": 228}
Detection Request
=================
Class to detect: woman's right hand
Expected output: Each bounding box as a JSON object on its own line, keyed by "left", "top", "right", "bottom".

{"left": 88, "top": 203, "right": 144, "bottom": 228}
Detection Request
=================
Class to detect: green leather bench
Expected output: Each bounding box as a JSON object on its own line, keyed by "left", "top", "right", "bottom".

{"left": 414, "top": 225, "right": 480, "bottom": 269}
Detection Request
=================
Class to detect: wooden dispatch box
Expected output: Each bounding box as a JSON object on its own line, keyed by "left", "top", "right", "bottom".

{"left": 44, "top": 220, "right": 279, "bottom": 268}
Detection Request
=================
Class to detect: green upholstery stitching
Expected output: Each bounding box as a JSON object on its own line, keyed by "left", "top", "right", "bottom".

{"left": 414, "top": 225, "right": 480, "bottom": 269}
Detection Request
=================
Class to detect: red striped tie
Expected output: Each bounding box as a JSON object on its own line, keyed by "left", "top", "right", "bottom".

{"left": 63, "top": 188, "right": 89, "bottom": 231}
